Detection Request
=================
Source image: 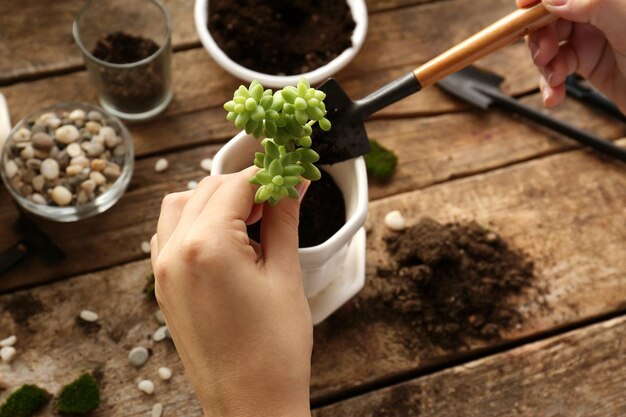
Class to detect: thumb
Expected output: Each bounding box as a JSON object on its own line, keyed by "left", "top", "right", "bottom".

{"left": 260, "top": 181, "right": 310, "bottom": 274}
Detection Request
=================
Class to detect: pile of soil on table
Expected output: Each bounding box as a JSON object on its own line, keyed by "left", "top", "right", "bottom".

{"left": 208, "top": 0, "right": 356, "bottom": 75}
{"left": 373, "top": 217, "right": 537, "bottom": 350}
{"left": 248, "top": 169, "right": 345, "bottom": 248}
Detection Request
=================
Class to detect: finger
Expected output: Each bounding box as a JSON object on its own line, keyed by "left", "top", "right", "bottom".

{"left": 157, "top": 191, "right": 193, "bottom": 250}
{"left": 246, "top": 203, "right": 264, "bottom": 225}
{"left": 190, "top": 166, "right": 259, "bottom": 243}
{"left": 260, "top": 181, "right": 310, "bottom": 275}
{"left": 150, "top": 234, "right": 159, "bottom": 266}
{"left": 169, "top": 176, "right": 222, "bottom": 240}
{"left": 540, "top": 75, "right": 566, "bottom": 107}
{"left": 545, "top": 43, "right": 579, "bottom": 87}
{"left": 529, "top": 23, "right": 560, "bottom": 67}
{"left": 554, "top": 18, "right": 574, "bottom": 42}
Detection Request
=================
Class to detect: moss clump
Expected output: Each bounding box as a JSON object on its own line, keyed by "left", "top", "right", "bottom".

{"left": 0, "top": 384, "right": 50, "bottom": 417}
{"left": 56, "top": 374, "right": 100, "bottom": 416}
{"left": 144, "top": 272, "right": 156, "bottom": 301}
{"left": 364, "top": 139, "right": 398, "bottom": 181}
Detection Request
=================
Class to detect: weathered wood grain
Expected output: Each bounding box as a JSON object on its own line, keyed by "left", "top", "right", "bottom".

{"left": 0, "top": 0, "right": 543, "bottom": 156}
{"left": 314, "top": 315, "right": 626, "bottom": 417}
{"left": 1, "top": 95, "right": 624, "bottom": 291}
{"left": 0, "top": 0, "right": 199, "bottom": 84}
{"left": 1, "top": 142, "right": 625, "bottom": 415}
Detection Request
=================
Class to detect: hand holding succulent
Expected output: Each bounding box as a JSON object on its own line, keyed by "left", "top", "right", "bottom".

{"left": 224, "top": 78, "right": 331, "bottom": 205}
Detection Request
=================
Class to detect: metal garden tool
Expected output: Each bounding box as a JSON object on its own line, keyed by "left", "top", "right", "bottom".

{"left": 566, "top": 75, "right": 626, "bottom": 123}
{"left": 437, "top": 66, "right": 626, "bottom": 163}
{"left": 312, "top": 3, "right": 557, "bottom": 164}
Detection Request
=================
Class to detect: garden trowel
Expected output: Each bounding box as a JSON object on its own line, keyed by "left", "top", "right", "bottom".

{"left": 437, "top": 66, "right": 626, "bottom": 162}
{"left": 312, "top": 3, "right": 557, "bottom": 164}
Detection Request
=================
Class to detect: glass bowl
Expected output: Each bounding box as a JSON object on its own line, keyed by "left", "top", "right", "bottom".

{"left": 0, "top": 103, "right": 134, "bottom": 222}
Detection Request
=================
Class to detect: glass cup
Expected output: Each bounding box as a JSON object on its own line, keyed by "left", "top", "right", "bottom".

{"left": 73, "top": 0, "right": 173, "bottom": 122}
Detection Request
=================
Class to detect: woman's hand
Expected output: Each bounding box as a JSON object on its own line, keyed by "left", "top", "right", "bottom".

{"left": 518, "top": 0, "right": 626, "bottom": 113}
{"left": 151, "top": 167, "right": 312, "bottom": 417}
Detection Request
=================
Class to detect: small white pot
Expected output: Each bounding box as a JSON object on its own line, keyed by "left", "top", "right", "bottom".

{"left": 194, "top": 0, "right": 368, "bottom": 88}
{"left": 212, "top": 132, "right": 368, "bottom": 324}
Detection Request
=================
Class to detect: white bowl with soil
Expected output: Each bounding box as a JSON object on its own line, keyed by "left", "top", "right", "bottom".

{"left": 194, "top": 0, "right": 368, "bottom": 88}
{"left": 212, "top": 132, "right": 368, "bottom": 324}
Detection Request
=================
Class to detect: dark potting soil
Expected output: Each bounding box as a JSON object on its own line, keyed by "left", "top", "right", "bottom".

{"left": 374, "top": 217, "right": 536, "bottom": 349}
{"left": 91, "top": 32, "right": 169, "bottom": 114}
{"left": 208, "top": 0, "right": 356, "bottom": 75}
{"left": 248, "top": 169, "right": 346, "bottom": 248}
{"left": 3, "top": 293, "right": 45, "bottom": 326}
{"left": 92, "top": 32, "right": 159, "bottom": 64}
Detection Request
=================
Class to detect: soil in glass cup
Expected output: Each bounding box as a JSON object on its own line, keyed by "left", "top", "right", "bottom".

{"left": 73, "top": 0, "right": 173, "bottom": 121}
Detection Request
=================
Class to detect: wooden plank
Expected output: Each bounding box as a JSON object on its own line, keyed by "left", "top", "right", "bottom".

{"left": 0, "top": 0, "right": 543, "bottom": 156}
{"left": 0, "top": 0, "right": 500, "bottom": 84}
{"left": 1, "top": 142, "right": 626, "bottom": 414}
{"left": 1, "top": 95, "right": 624, "bottom": 290}
{"left": 0, "top": 0, "right": 199, "bottom": 84}
{"left": 314, "top": 315, "right": 626, "bottom": 416}
{"left": 309, "top": 138, "right": 626, "bottom": 399}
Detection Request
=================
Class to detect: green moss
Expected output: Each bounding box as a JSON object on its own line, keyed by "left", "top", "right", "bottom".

{"left": 0, "top": 384, "right": 50, "bottom": 417}
{"left": 56, "top": 374, "right": 100, "bottom": 416}
{"left": 144, "top": 272, "right": 156, "bottom": 300}
{"left": 364, "top": 139, "right": 398, "bottom": 181}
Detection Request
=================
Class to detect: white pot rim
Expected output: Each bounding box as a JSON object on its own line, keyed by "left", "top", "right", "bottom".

{"left": 212, "top": 131, "right": 369, "bottom": 262}
{"left": 194, "top": 0, "right": 368, "bottom": 88}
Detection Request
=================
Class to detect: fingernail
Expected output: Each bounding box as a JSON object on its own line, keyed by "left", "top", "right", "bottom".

{"left": 296, "top": 180, "right": 310, "bottom": 203}
{"left": 544, "top": 0, "right": 567, "bottom": 6}
{"left": 542, "top": 85, "right": 551, "bottom": 103}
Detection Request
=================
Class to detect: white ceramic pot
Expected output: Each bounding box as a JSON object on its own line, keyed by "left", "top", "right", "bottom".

{"left": 194, "top": 0, "right": 368, "bottom": 88}
{"left": 212, "top": 132, "right": 368, "bottom": 324}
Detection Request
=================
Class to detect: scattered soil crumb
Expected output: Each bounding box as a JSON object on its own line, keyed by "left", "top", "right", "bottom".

{"left": 374, "top": 217, "right": 536, "bottom": 349}
{"left": 4, "top": 293, "right": 45, "bottom": 326}
{"left": 74, "top": 316, "right": 101, "bottom": 334}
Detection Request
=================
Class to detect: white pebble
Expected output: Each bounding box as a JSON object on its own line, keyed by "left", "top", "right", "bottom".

{"left": 69, "top": 109, "right": 86, "bottom": 121}
{"left": 155, "top": 310, "right": 166, "bottom": 325}
{"left": 141, "top": 241, "right": 151, "bottom": 254}
{"left": 151, "top": 403, "right": 164, "bottom": 417}
{"left": 55, "top": 125, "right": 80, "bottom": 144}
{"left": 79, "top": 310, "right": 99, "bottom": 322}
{"left": 158, "top": 367, "right": 172, "bottom": 381}
{"left": 5, "top": 160, "right": 18, "bottom": 178}
{"left": 32, "top": 175, "right": 45, "bottom": 192}
{"left": 154, "top": 158, "right": 169, "bottom": 173}
{"left": 138, "top": 379, "right": 155, "bottom": 395}
{"left": 13, "top": 127, "right": 31, "bottom": 142}
{"left": 200, "top": 158, "right": 213, "bottom": 172}
{"left": 41, "top": 158, "right": 60, "bottom": 180}
{"left": 66, "top": 142, "right": 83, "bottom": 158}
{"left": 187, "top": 180, "right": 198, "bottom": 190}
{"left": 20, "top": 145, "right": 34, "bottom": 160}
{"left": 31, "top": 193, "right": 47, "bottom": 205}
{"left": 0, "top": 335, "right": 16, "bottom": 347}
{"left": 152, "top": 326, "right": 169, "bottom": 342}
{"left": 129, "top": 346, "right": 149, "bottom": 367}
{"left": 51, "top": 185, "right": 73, "bottom": 206}
{"left": 384, "top": 210, "right": 406, "bottom": 231}
{"left": 89, "top": 171, "right": 106, "bottom": 186}
{"left": 0, "top": 346, "right": 16, "bottom": 363}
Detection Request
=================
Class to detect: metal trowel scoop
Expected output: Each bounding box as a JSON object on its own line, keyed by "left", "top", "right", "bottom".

{"left": 437, "top": 66, "right": 626, "bottom": 162}
{"left": 312, "top": 3, "right": 556, "bottom": 164}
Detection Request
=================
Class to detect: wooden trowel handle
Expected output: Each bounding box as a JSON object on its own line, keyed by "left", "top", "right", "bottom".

{"left": 414, "top": 3, "right": 557, "bottom": 88}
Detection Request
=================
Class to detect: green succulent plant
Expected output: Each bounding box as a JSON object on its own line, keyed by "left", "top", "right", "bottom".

{"left": 224, "top": 78, "right": 331, "bottom": 205}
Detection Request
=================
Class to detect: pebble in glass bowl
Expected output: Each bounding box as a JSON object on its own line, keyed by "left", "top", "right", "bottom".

{"left": 0, "top": 103, "right": 134, "bottom": 222}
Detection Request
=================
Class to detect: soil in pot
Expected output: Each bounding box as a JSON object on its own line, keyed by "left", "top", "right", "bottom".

{"left": 208, "top": 0, "right": 356, "bottom": 75}
{"left": 248, "top": 169, "right": 346, "bottom": 248}
{"left": 316, "top": 218, "right": 542, "bottom": 351}
{"left": 91, "top": 32, "right": 168, "bottom": 113}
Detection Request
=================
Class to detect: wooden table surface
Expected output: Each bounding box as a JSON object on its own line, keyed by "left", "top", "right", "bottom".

{"left": 1, "top": 0, "right": 626, "bottom": 415}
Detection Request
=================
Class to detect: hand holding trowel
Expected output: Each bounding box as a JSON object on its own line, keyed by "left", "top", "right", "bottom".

{"left": 312, "top": 3, "right": 557, "bottom": 164}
